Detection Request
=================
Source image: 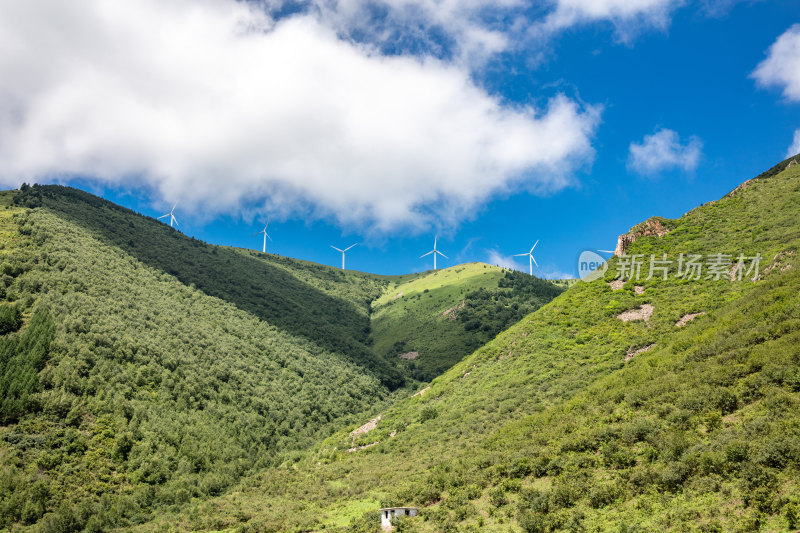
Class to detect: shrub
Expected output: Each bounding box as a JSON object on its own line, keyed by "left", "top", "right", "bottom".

{"left": 588, "top": 482, "right": 619, "bottom": 508}
{"left": 419, "top": 406, "right": 438, "bottom": 422}
{"left": 488, "top": 486, "right": 507, "bottom": 507}
{"left": 0, "top": 304, "right": 21, "bottom": 335}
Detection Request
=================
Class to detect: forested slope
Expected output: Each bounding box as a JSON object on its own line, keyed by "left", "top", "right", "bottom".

{"left": 0, "top": 185, "right": 567, "bottom": 532}
{"left": 146, "top": 157, "right": 800, "bottom": 532}
{"left": 13, "top": 185, "right": 402, "bottom": 388}
{"left": 370, "top": 263, "right": 565, "bottom": 381}
{"left": 0, "top": 189, "right": 397, "bottom": 531}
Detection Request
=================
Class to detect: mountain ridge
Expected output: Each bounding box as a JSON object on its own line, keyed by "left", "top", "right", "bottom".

{"left": 132, "top": 156, "right": 800, "bottom": 532}
{"left": 0, "top": 184, "right": 567, "bottom": 531}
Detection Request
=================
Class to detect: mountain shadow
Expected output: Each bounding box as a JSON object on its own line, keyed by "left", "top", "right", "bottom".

{"left": 14, "top": 185, "right": 403, "bottom": 388}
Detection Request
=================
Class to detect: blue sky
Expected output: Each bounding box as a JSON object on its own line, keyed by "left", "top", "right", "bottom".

{"left": 1, "top": 0, "right": 799, "bottom": 277}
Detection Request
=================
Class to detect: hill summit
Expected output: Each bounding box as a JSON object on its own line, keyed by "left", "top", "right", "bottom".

{"left": 126, "top": 156, "right": 800, "bottom": 532}
{"left": 0, "top": 184, "right": 563, "bottom": 531}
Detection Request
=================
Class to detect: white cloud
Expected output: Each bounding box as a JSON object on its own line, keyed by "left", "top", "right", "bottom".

{"left": 303, "top": 0, "right": 688, "bottom": 63}
{"left": 487, "top": 250, "right": 522, "bottom": 270}
{"left": 540, "top": 269, "right": 575, "bottom": 280}
{"left": 627, "top": 128, "right": 702, "bottom": 175}
{"left": 0, "top": 0, "right": 601, "bottom": 233}
{"left": 753, "top": 25, "right": 800, "bottom": 102}
{"left": 537, "top": 0, "right": 683, "bottom": 41}
{"left": 788, "top": 129, "right": 800, "bottom": 158}
{"left": 304, "top": 0, "right": 523, "bottom": 66}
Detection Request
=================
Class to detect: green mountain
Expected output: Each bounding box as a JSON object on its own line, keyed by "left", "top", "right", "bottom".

{"left": 370, "top": 263, "right": 565, "bottom": 381}
{"left": 0, "top": 185, "right": 563, "bottom": 532}
{"left": 135, "top": 157, "right": 800, "bottom": 532}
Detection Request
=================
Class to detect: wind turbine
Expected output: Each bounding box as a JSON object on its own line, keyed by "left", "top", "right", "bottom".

{"left": 514, "top": 240, "right": 539, "bottom": 276}
{"left": 252, "top": 218, "right": 272, "bottom": 253}
{"left": 330, "top": 243, "right": 357, "bottom": 270}
{"left": 420, "top": 236, "right": 447, "bottom": 270}
{"left": 158, "top": 203, "right": 178, "bottom": 228}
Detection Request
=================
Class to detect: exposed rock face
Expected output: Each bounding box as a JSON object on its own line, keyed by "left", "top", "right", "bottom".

{"left": 351, "top": 415, "right": 381, "bottom": 438}
{"left": 675, "top": 312, "right": 705, "bottom": 327}
{"left": 724, "top": 178, "right": 759, "bottom": 199}
{"left": 614, "top": 217, "right": 671, "bottom": 256}
{"left": 412, "top": 386, "right": 430, "bottom": 397}
{"left": 398, "top": 351, "right": 419, "bottom": 360}
{"left": 626, "top": 343, "right": 656, "bottom": 362}
{"left": 617, "top": 304, "right": 655, "bottom": 322}
{"left": 442, "top": 300, "right": 465, "bottom": 320}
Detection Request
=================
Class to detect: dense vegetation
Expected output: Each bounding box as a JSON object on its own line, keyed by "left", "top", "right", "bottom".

{"left": 371, "top": 265, "right": 564, "bottom": 381}
{"left": 138, "top": 157, "right": 800, "bottom": 531}
{"left": 13, "top": 185, "right": 402, "bottom": 389}
{"left": 0, "top": 189, "right": 399, "bottom": 531}
{"left": 0, "top": 185, "right": 563, "bottom": 531}
{"left": 459, "top": 270, "right": 565, "bottom": 350}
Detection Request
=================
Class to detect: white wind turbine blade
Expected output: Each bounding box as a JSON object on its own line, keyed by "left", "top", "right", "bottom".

{"left": 530, "top": 240, "right": 539, "bottom": 254}
{"left": 157, "top": 213, "right": 169, "bottom": 219}
{"left": 171, "top": 215, "right": 178, "bottom": 227}
{"left": 344, "top": 243, "right": 358, "bottom": 252}
{"left": 513, "top": 252, "right": 528, "bottom": 257}
{"left": 420, "top": 250, "right": 434, "bottom": 258}
{"left": 531, "top": 255, "right": 538, "bottom": 267}
{"left": 598, "top": 250, "right": 615, "bottom": 254}
{"left": 264, "top": 217, "right": 272, "bottom": 242}
{"left": 436, "top": 250, "right": 448, "bottom": 259}
{"left": 331, "top": 245, "right": 344, "bottom": 252}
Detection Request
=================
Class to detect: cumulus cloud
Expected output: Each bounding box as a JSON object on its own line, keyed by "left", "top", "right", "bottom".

{"left": 300, "top": 0, "right": 524, "bottom": 66}
{"left": 0, "top": 0, "right": 601, "bottom": 233}
{"left": 540, "top": 269, "right": 575, "bottom": 280}
{"left": 537, "top": 0, "right": 684, "bottom": 41}
{"left": 752, "top": 24, "right": 800, "bottom": 102}
{"left": 627, "top": 128, "right": 702, "bottom": 175}
{"left": 487, "top": 250, "right": 523, "bottom": 270}
{"left": 788, "top": 130, "right": 800, "bottom": 158}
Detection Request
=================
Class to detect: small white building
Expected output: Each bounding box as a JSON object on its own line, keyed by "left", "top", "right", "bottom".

{"left": 379, "top": 507, "right": 418, "bottom": 530}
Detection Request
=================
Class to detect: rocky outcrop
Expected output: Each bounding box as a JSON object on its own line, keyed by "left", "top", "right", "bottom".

{"left": 626, "top": 343, "right": 656, "bottom": 362}
{"left": 617, "top": 304, "right": 654, "bottom": 322}
{"left": 442, "top": 300, "right": 465, "bottom": 320}
{"left": 675, "top": 312, "right": 705, "bottom": 327}
{"left": 614, "top": 217, "right": 672, "bottom": 256}
{"left": 351, "top": 415, "right": 381, "bottom": 438}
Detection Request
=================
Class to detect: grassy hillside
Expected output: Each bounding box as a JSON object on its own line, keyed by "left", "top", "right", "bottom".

{"left": 0, "top": 188, "right": 403, "bottom": 532}
{"left": 0, "top": 185, "right": 566, "bottom": 532}
{"left": 371, "top": 263, "right": 565, "bottom": 381}
{"left": 142, "top": 157, "right": 800, "bottom": 532}
{"left": 12, "top": 185, "right": 404, "bottom": 389}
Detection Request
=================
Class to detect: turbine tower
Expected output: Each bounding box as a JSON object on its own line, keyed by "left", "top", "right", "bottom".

{"left": 514, "top": 240, "right": 539, "bottom": 276}
{"left": 158, "top": 203, "right": 178, "bottom": 227}
{"left": 252, "top": 218, "right": 272, "bottom": 253}
{"left": 330, "top": 243, "right": 357, "bottom": 270}
{"left": 420, "top": 236, "right": 447, "bottom": 270}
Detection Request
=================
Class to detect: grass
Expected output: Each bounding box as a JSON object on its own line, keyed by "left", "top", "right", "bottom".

{"left": 0, "top": 186, "right": 562, "bottom": 531}
{"left": 131, "top": 157, "right": 800, "bottom": 532}
{"left": 371, "top": 263, "right": 563, "bottom": 380}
